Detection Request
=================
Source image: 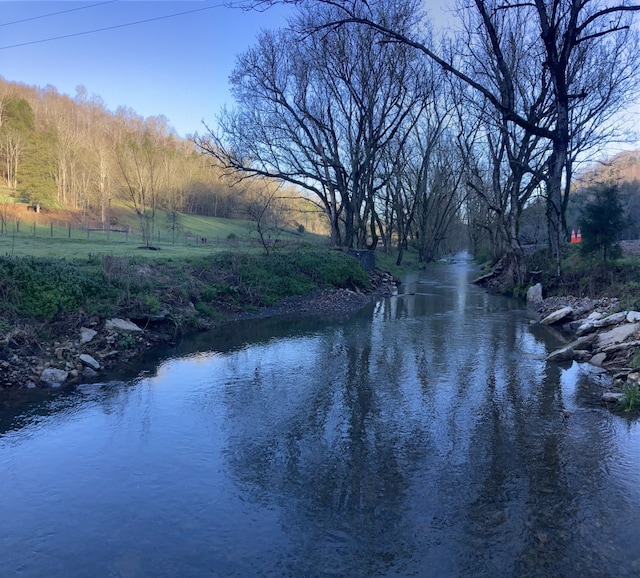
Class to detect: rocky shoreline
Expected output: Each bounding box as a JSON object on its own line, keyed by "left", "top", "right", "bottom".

{"left": 528, "top": 285, "right": 639, "bottom": 407}
{"left": 0, "top": 268, "right": 399, "bottom": 390}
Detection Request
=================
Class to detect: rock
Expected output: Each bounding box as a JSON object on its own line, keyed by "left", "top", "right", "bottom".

{"left": 626, "top": 311, "right": 640, "bottom": 323}
{"left": 602, "top": 391, "right": 625, "bottom": 403}
{"left": 601, "top": 339, "right": 640, "bottom": 354}
{"left": 588, "top": 311, "right": 603, "bottom": 321}
{"left": 527, "top": 283, "right": 543, "bottom": 304}
{"left": 40, "top": 368, "right": 69, "bottom": 387}
{"left": 547, "top": 335, "right": 595, "bottom": 362}
{"left": 78, "top": 353, "right": 100, "bottom": 371}
{"left": 82, "top": 367, "right": 98, "bottom": 378}
{"left": 576, "top": 311, "right": 629, "bottom": 336}
{"left": 627, "top": 372, "right": 640, "bottom": 385}
{"left": 80, "top": 327, "right": 98, "bottom": 344}
{"left": 541, "top": 306, "right": 573, "bottom": 325}
{"left": 105, "top": 318, "right": 142, "bottom": 333}
{"left": 596, "top": 323, "right": 639, "bottom": 349}
{"left": 589, "top": 352, "right": 607, "bottom": 367}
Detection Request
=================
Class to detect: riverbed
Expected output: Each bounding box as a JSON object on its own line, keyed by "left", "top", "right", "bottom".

{"left": 1, "top": 255, "right": 639, "bottom": 577}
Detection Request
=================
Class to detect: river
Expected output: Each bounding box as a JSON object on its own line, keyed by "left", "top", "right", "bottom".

{"left": 1, "top": 255, "right": 639, "bottom": 577}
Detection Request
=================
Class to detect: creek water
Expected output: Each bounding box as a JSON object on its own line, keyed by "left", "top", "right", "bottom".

{"left": 1, "top": 254, "right": 639, "bottom": 578}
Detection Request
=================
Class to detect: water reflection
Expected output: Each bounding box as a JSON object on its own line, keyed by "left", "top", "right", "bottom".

{"left": 1, "top": 259, "right": 640, "bottom": 577}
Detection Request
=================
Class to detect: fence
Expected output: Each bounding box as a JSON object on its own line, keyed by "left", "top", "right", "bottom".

{"left": 0, "top": 218, "right": 303, "bottom": 249}
{"left": 0, "top": 219, "right": 131, "bottom": 243}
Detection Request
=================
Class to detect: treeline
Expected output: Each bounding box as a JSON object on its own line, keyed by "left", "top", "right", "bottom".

{"left": 0, "top": 77, "right": 325, "bottom": 242}
{"left": 195, "top": 0, "right": 640, "bottom": 274}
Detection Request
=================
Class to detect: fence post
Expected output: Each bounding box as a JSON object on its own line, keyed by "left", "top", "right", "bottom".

{"left": 87, "top": 224, "right": 90, "bottom": 240}
{"left": 16, "top": 220, "right": 19, "bottom": 234}
{"left": 68, "top": 222, "right": 71, "bottom": 238}
{"left": 50, "top": 222, "right": 53, "bottom": 238}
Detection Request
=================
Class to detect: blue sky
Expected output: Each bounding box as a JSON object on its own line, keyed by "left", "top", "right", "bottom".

{"left": 0, "top": 1, "right": 637, "bottom": 154}
{"left": 0, "top": 1, "right": 294, "bottom": 137}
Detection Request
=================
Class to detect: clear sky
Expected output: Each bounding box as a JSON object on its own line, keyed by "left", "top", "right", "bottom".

{"left": 0, "top": 1, "right": 294, "bottom": 137}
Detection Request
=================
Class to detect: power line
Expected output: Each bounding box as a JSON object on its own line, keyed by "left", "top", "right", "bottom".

{"left": 0, "top": 2, "right": 227, "bottom": 51}
{"left": 0, "top": 1, "right": 119, "bottom": 28}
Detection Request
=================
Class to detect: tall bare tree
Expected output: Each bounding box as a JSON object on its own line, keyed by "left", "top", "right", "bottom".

{"left": 114, "top": 115, "right": 171, "bottom": 247}
{"left": 194, "top": 1, "right": 427, "bottom": 248}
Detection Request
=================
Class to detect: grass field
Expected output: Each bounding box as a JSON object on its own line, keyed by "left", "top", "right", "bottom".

{"left": 0, "top": 203, "right": 327, "bottom": 259}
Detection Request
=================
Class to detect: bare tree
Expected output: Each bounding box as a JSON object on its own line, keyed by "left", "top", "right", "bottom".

{"left": 193, "top": 0, "right": 427, "bottom": 249}
{"left": 246, "top": 0, "right": 640, "bottom": 266}
{"left": 114, "top": 116, "right": 170, "bottom": 248}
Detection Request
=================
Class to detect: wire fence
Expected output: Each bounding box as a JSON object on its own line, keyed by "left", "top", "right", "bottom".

{"left": 0, "top": 217, "right": 303, "bottom": 249}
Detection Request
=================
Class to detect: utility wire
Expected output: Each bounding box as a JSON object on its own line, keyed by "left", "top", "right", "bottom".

{"left": 0, "top": 1, "right": 119, "bottom": 28}
{"left": 0, "top": 2, "right": 227, "bottom": 50}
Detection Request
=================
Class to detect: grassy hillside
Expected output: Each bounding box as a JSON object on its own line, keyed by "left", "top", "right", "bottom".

{"left": 0, "top": 197, "right": 328, "bottom": 259}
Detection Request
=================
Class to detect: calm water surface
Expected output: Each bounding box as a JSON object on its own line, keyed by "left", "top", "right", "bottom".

{"left": 1, "top": 255, "right": 639, "bottom": 577}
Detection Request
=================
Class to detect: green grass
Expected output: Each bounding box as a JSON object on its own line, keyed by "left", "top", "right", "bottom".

{"left": 0, "top": 234, "right": 229, "bottom": 260}
{"left": 0, "top": 247, "right": 370, "bottom": 326}
{"left": 0, "top": 210, "right": 327, "bottom": 260}
{"left": 619, "top": 383, "right": 640, "bottom": 413}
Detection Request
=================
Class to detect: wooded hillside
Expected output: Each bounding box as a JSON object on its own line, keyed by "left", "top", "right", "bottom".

{"left": 0, "top": 77, "right": 325, "bottom": 238}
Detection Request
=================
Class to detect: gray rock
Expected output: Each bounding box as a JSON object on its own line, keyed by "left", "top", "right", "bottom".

{"left": 527, "top": 283, "right": 543, "bottom": 304}
{"left": 601, "top": 339, "right": 640, "bottom": 354}
{"left": 547, "top": 335, "right": 595, "bottom": 362}
{"left": 587, "top": 311, "right": 604, "bottom": 321}
{"left": 541, "top": 306, "right": 573, "bottom": 325}
{"left": 627, "top": 372, "right": 640, "bottom": 385}
{"left": 576, "top": 311, "right": 629, "bottom": 336}
{"left": 80, "top": 327, "right": 98, "bottom": 344}
{"left": 105, "top": 318, "right": 142, "bottom": 333}
{"left": 589, "top": 352, "right": 607, "bottom": 367}
{"left": 78, "top": 354, "right": 100, "bottom": 371}
{"left": 596, "top": 323, "right": 639, "bottom": 349}
{"left": 626, "top": 311, "right": 640, "bottom": 323}
{"left": 602, "top": 391, "right": 625, "bottom": 403}
{"left": 40, "top": 368, "right": 69, "bottom": 387}
{"left": 82, "top": 367, "right": 98, "bottom": 378}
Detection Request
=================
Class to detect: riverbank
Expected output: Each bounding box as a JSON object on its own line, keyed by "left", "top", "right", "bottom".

{"left": 0, "top": 250, "right": 399, "bottom": 390}
{"left": 471, "top": 244, "right": 640, "bottom": 413}
{"left": 526, "top": 292, "right": 640, "bottom": 410}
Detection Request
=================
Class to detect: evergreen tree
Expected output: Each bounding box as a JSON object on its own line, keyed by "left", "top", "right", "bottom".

{"left": 18, "top": 128, "right": 57, "bottom": 208}
{"left": 578, "top": 183, "right": 629, "bottom": 264}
